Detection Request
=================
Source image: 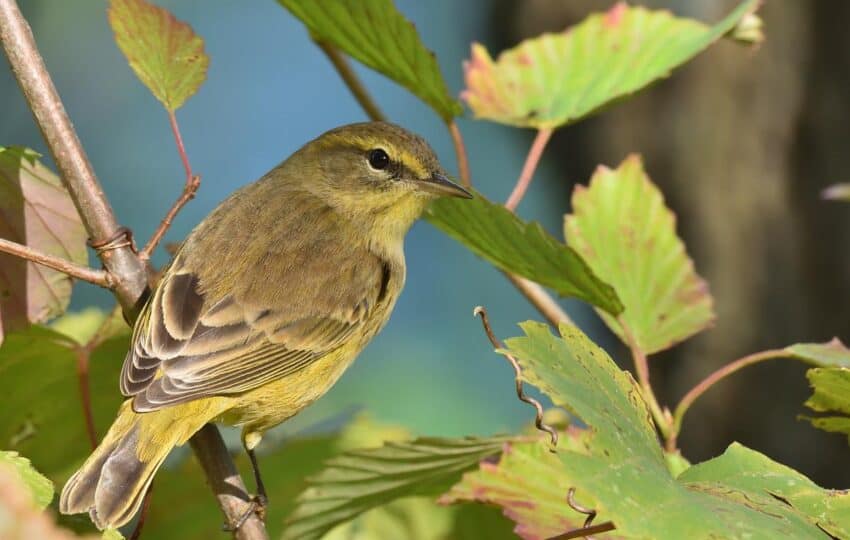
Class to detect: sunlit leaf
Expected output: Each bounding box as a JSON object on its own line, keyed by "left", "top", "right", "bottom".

{"left": 0, "top": 451, "right": 53, "bottom": 509}
{"left": 441, "top": 431, "right": 623, "bottom": 540}
{"left": 278, "top": 0, "right": 462, "bottom": 121}
{"left": 803, "top": 367, "right": 850, "bottom": 445}
{"left": 679, "top": 443, "right": 850, "bottom": 539}
{"left": 565, "top": 155, "right": 714, "bottom": 354}
{"left": 108, "top": 0, "right": 209, "bottom": 111}
{"left": 498, "top": 321, "right": 844, "bottom": 538}
{"left": 0, "top": 314, "right": 128, "bottom": 483}
{"left": 427, "top": 190, "right": 622, "bottom": 314}
{"left": 283, "top": 436, "right": 507, "bottom": 540}
{"left": 463, "top": 0, "right": 759, "bottom": 128}
{"left": 0, "top": 147, "right": 87, "bottom": 345}
{"left": 822, "top": 183, "right": 850, "bottom": 201}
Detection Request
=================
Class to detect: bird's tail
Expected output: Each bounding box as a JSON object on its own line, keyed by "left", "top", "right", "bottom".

{"left": 59, "top": 399, "right": 216, "bottom": 529}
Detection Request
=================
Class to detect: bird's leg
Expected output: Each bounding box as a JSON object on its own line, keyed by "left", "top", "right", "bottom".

{"left": 223, "top": 441, "right": 268, "bottom": 531}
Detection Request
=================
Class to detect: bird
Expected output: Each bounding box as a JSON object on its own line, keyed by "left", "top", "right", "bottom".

{"left": 59, "top": 121, "right": 471, "bottom": 530}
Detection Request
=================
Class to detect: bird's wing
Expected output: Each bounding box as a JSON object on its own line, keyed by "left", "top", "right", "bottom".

{"left": 120, "top": 251, "right": 391, "bottom": 412}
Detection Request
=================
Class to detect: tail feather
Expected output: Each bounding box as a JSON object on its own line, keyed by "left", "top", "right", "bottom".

{"left": 60, "top": 399, "right": 217, "bottom": 529}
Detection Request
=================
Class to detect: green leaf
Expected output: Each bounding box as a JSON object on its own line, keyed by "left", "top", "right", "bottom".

{"left": 499, "top": 321, "right": 842, "bottom": 539}
{"left": 463, "top": 0, "right": 759, "bottom": 128}
{"left": 0, "top": 315, "right": 128, "bottom": 482}
{"left": 679, "top": 443, "right": 850, "bottom": 539}
{"left": 108, "top": 0, "right": 209, "bottom": 111}
{"left": 803, "top": 367, "right": 850, "bottom": 444}
{"left": 0, "top": 450, "right": 53, "bottom": 509}
{"left": 785, "top": 339, "right": 850, "bottom": 368}
{"left": 426, "top": 190, "right": 622, "bottom": 314}
{"left": 565, "top": 155, "right": 714, "bottom": 354}
{"left": 0, "top": 147, "right": 88, "bottom": 344}
{"left": 283, "top": 436, "right": 507, "bottom": 540}
{"left": 278, "top": 0, "right": 461, "bottom": 121}
{"left": 101, "top": 529, "right": 124, "bottom": 540}
{"left": 441, "top": 432, "right": 618, "bottom": 540}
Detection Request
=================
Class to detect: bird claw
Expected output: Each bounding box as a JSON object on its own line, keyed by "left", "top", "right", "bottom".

{"left": 222, "top": 494, "right": 268, "bottom": 532}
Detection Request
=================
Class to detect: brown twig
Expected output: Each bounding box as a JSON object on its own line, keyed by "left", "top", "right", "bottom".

{"left": 448, "top": 120, "right": 471, "bottom": 187}
{"left": 191, "top": 425, "right": 269, "bottom": 540}
{"left": 474, "top": 306, "right": 558, "bottom": 448}
{"left": 667, "top": 348, "right": 788, "bottom": 452}
{"left": 505, "top": 128, "right": 553, "bottom": 211}
{"left": 0, "top": 2, "right": 265, "bottom": 537}
{"left": 0, "top": 237, "right": 112, "bottom": 287}
{"left": 140, "top": 111, "right": 200, "bottom": 259}
{"left": 0, "top": 0, "right": 147, "bottom": 313}
{"left": 316, "top": 40, "right": 386, "bottom": 122}
{"left": 547, "top": 522, "right": 617, "bottom": 540}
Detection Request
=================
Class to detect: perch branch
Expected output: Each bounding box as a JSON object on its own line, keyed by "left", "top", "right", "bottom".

{"left": 475, "top": 306, "right": 559, "bottom": 448}
{"left": 506, "top": 273, "right": 574, "bottom": 327}
{"left": 667, "top": 348, "right": 789, "bottom": 451}
{"left": 0, "top": 2, "right": 266, "bottom": 537}
{"left": 191, "top": 425, "right": 269, "bottom": 540}
{"left": 505, "top": 128, "right": 553, "bottom": 211}
{"left": 140, "top": 111, "right": 200, "bottom": 259}
{"left": 316, "top": 40, "right": 386, "bottom": 122}
{"left": 0, "top": 237, "right": 112, "bottom": 287}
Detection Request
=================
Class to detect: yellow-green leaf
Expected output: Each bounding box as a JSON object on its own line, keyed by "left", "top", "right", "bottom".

{"left": 278, "top": 0, "right": 461, "bottom": 121}
{"left": 108, "top": 0, "right": 209, "bottom": 111}
{"left": 427, "top": 190, "right": 623, "bottom": 314}
{"left": 463, "top": 1, "right": 759, "bottom": 129}
{"left": 0, "top": 451, "right": 53, "bottom": 509}
{"left": 565, "top": 155, "right": 714, "bottom": 354}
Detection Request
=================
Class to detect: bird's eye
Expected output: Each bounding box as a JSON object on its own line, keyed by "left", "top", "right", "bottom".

{"left": 367, "top": 148, "right": 390, "bottom": 170}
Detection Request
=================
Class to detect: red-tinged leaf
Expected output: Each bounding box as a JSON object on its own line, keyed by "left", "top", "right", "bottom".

{"left": 108, "top": 0, "right": 209, "bottom": 111}
{"left": 463, "top": 1, "right": 759, "bottom": 129}
{"left": 0, "top": 147, "right": 87, "bottom": 345}
{"left": 565, "top": 155, "right": 715, "bottom": 354}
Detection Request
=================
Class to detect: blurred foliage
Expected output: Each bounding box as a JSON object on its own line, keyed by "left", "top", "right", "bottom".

{"left": 0, "top": 147, "right": 87, "bottom": 345}
{"left": 2, "top": 0, "right": 847, "bottom": 539}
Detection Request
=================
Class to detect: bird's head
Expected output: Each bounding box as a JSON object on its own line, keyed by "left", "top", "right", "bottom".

{"left": 287, "top": 122, "right": 471, "bottom": 234}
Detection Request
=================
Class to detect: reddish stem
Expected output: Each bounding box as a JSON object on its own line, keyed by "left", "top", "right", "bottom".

{"left": 140, "top": 111, "right": 200, "bottom": 259}
{"left": 668, "top": 349, "right": 789, "bottom": 451}
{"left": 505, "top": 128, "right": 553, "bottom": 211}
{"left": 73, "top": 348, "right": 97, "bottom": 450}
{"left": 448, "top": 120, "right": 471, "bottom": 187}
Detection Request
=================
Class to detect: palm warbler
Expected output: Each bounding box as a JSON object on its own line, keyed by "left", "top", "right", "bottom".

{"left": 59, "top": 121, "right": 471, "bottom": 529}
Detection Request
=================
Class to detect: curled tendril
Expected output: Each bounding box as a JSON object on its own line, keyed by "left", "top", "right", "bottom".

{"left": 473, "top": 306, "right": 558, "bottom": 449}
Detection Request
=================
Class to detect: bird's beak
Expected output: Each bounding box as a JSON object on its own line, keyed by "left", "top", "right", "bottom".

{"left": 417, "top": 173, "right": 473, "bottom": 199}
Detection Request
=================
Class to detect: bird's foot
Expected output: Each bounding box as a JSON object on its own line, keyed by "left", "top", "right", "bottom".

{"left": 223, "top": 494, "right": 268, "bottom": 532}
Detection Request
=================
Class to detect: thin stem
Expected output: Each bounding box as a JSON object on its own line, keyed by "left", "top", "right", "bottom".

{"left": 505, "top": 273, "right": 574, "bottom": 327}
{"left": 448, "top": 120, "right": 471, "bottom": 187}
{"left": 668, "top": 349, "right": 788, "bottom": 451}
{"left": 619, "top": 317, "right": 671, "bottom": 440}
{"left": 73, "top": 348, "right": 97, "bottom": 450}
{"left": 505, "top": 128, "right": 553, "bottom": 211}
{"left": 190, "top": 425, "right": 269, "bottom": 540}
{"left": 140, "top": 111, "right": 200, "bottom": 259}
{"left": 547, "top": 522, "right": 616, "bottom": 540}
{"left": 129, "top": 485, "right": 154, "bottom": 540}
{"left": 0, "top": 237, "right": 112, "bottom": 287}
{"left": 0, "top": 0, "right": 147, "bottom": 313}
{"left": 316, "top": 40, "right": 386, "bottom": 122}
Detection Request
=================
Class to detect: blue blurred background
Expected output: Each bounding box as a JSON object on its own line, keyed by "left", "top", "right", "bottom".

{"left": 0, "top": 0, "right": 585, "bottom": 440}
